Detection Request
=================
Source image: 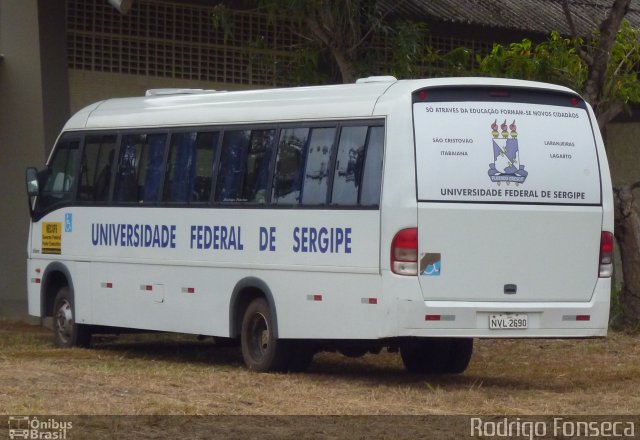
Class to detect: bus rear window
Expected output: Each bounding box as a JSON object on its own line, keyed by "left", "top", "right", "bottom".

{"left": 412, "top": 89, "right": 601, "bottom": 205}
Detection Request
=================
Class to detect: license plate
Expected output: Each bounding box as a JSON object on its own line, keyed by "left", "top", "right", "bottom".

{"left": 489, "top": 313, "right": 528, "bottom": 330}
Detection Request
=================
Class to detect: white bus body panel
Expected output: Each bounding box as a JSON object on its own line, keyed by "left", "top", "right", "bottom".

{"left": 27, "top": 77, "right": 614, "bottom": 341}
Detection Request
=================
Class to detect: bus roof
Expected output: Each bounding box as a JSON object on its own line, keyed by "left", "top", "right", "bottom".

{"left": 64, "top": 77, "right": 578, "bottom": 131}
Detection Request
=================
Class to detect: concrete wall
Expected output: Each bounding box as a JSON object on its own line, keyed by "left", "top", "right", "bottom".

{"left": 0, "top": 0, "right": 68, "bottom": 317}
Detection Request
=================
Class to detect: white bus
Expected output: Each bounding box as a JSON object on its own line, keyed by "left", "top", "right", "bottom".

{"left": 25, "top": 76, "right": 614, "bottom": 373}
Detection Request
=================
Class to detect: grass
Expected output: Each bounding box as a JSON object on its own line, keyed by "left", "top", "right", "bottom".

{"left": 1, "top": 319, "right": 639, "bottom": 416}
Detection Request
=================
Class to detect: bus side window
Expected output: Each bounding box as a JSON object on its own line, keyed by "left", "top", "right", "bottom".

{"left": 331, "top": 126, "right": 367, "bottom": 206}
{"left": 215, "top": 129, "right": 275, "bottom": 203}
{"left": 243, "top": 129, "right": 275, "bottom": 203}
{"left": 164, "top": 132, "right": 197, "bottom": 203}
{"left": 77, "top": 135, "right": 117, "bottom": 203}
{"left": 272, "top": 127, "right": 309, "bottom": 204}
{"left": 301, "top": 127, "right": 335, "bottom": 205}
{"left": 139, "top": 134, "right": 167, "bottom": 203}
{"left": 114, "top": 133, "right": 167, "bottom": 203}
{"left": 359, "top": 126, "right": 384, "bottom": 206}
{"left": 215, "top": 130, "right": 251, "bottom": 202}
{"left": 191, "top": 132, "right": 218, "bottom": 202}
{"left": 164, "top": 131, "right": 218, "bottom": 204}
{"left": 114, "top": 134, "right": 142, "bottom": 202}
{"left": 37, "top": 138, "right": 80, "bottom": 213}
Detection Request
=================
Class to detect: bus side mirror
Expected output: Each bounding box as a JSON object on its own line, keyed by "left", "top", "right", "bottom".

{"left": 26, "top": 167, "right": 40, "bottom": 197}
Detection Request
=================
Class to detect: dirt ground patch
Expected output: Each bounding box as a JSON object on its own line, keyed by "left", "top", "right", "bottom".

{"left": 1, "top": 319, "right": 639, "bottom": 417}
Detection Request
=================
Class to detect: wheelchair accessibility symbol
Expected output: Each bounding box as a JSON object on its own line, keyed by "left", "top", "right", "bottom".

{"left": 420, "top": 253, "right": 441, "bottom": 276}
{"left": 65, "top": 213, "right": 73, "bottom": 232}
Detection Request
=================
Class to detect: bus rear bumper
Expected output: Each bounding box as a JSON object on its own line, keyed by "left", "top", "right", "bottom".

{"left": 397, "top": 279, "right": 611, "bottom": 338}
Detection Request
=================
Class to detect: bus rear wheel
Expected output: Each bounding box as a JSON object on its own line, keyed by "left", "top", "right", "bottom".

{"left": 52, "top": 286, "right": 92, "bottom": 348}
{"left": 240, "top": 297, "right": 289, "bottom": 372}
{"left": 400, "top": 338, "right": 473, "bottom": 374}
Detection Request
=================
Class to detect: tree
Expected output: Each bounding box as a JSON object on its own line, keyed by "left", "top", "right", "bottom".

{"left": 215, "top": 0, "right": 640, "bottom": 326}
{"left": 478, "top": 0, "right": 640, "bottom": 327}
{"left": 218, "top": 0, "right": 428, "bottom": 83}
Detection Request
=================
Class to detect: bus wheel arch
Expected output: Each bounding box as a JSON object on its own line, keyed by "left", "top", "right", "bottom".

{"left": 41, "top": 263, "right": 91, "bottom": 348}
{"left": 41, "top": 263, "right": 74, "bottom": 318}
{"left": 229, "top": 277, "right": 279, "bottom": 339}
{"left": 229, "top": 278, "right": 291, "bottom": 372}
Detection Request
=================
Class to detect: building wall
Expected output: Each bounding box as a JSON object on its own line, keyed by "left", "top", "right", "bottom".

{"left": 0, "top": 0, "right": 68, "bottom": 318}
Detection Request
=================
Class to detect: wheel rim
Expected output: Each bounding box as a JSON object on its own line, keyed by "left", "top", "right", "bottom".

{"left": 248, "top": 312, "right": 269, "bottom": 362}
{"left": 55, "top": 299, "right": 73, "bottom": 344}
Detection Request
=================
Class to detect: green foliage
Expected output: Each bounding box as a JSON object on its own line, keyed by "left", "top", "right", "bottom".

{"left": 478, "top": 32, "right": 586, "bottom": 90}
{"left": 600, "top": 21, "right": 640, "bottom": 116}
{"left": 440, "top": 47, "right": 473, "bottom": 74}
{"left": 477, "top": 22, "right": 640, "bottom": 122}
{"left": 385, "top": 21, "right": 430, "bottom": 78}
{"left": 254, "top": 0, "right": 432, "bottom": 82}
{"left": 211, "top": 3, "right": 234, "bottom": 43}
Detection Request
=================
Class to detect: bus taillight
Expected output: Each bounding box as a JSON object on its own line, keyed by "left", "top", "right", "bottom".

{"left": 599, "top": 231, "right": 614, "bottom": 278}
{"left": 391, "top": 228, "right": 418, "bottom": 276}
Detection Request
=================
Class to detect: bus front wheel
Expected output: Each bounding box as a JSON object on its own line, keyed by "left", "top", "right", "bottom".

{"left": 240, "top": 297, "right": 289, "bottom": 372}
{"left": 52, "top": 286, "right": 91, "bottom": 348}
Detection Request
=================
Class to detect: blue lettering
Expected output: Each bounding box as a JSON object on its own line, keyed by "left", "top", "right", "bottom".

{"left": 301, "top": 227, "right": 308, "bottom": 253}
{"left": 259, "top": 227, "right": 268, "bottom": 251}
{"left": 220, "top": 226, "right": 228, "bottom": 250}
{"left": 213, "top": 226, "right": 220, "bottom": 249}
{"left": 126, "top": 224, "right": 133, "bottom": 246}
{"left": 318, "top": 227, "right": 328, "bottom": 253}
{"left": 309, "top": 228, "right": 317, "bottom": 253}
{"left": 92, "top": 223, "right": 176, "bottom": 248}
{"left": 100, "top": 224, "right": 108, "bottom": 245}
{"left": 133, "top": 224, "right": 140, "bottom": 246}
{"left": 203, "top": 226, "right": 212, "bottom": 249}
{"left": 110, "top": 224, "right": 117, "bottom": 246}
{"left": 169, "top": 225, "right": 176, "bottom": 248}
{"left": 291, "top": 226, "right": 352, "bottom": 254}
{"left": 144, "top": 225, "right": 152, "bottom": 247}
{"left": 335, "top": 228, "right": 344, "bottom": 251}
{"left": 260, "top": 227, "right": 275, "bottom": 252}
{"left": 238, "top": 226, "right": 244, "bottom": 250}
{"left": 293, "top": 227, "right": 300, "bottom": 252}
{"left": 91, "top": 224, "right": 99, "bottom": 246}
{"left": 229, "top": 226, "right": 238, "bottom": 249}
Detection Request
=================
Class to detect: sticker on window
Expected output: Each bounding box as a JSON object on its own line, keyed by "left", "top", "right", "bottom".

{"left": 413, "top": 101, "right": 601, "bottom": 205}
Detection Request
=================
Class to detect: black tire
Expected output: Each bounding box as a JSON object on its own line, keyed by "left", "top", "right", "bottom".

{"left": 52, "top": 286, "right": 92, "bottom": 348}
{"left": 400, "top": 338, "right": 473, "bottom": 374}
{"left": 240, "top": 297, "right": 289, "bottom": 372}
{"left": 286, "top": 342, "right": 316, "bottom": 373}
{"left": 446, "top": 338, "right": 473, "bottom": 374}
{"left": 400, "top": 338, "right": 450, "bottom": 374}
